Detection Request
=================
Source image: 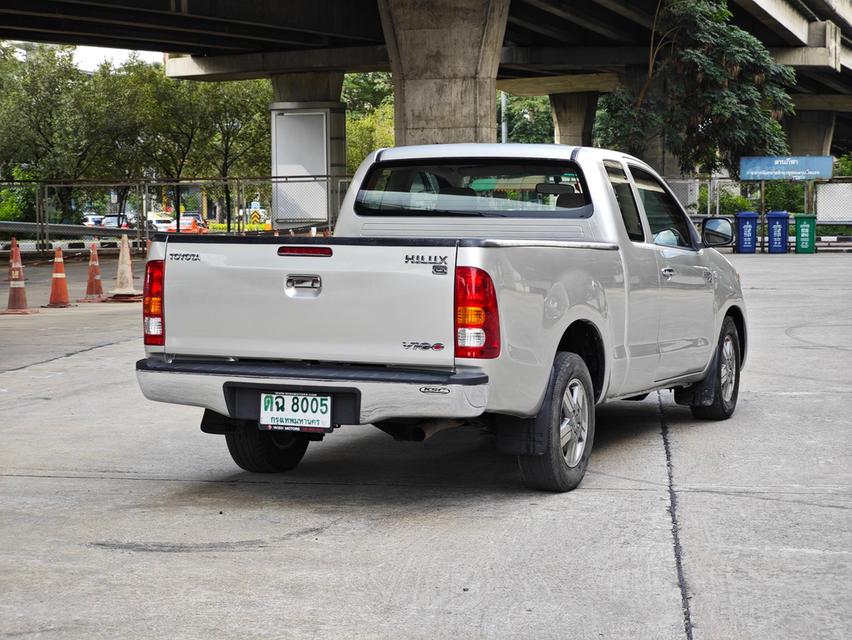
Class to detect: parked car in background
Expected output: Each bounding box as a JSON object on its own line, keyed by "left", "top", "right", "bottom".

{"left": 101, "top": 214, "right": 131, "bottom": 229}
{"left": 166, "top": 212, "right": 208, "bottom": 233}
{"left": 146, "top": 215, "right": 174, "bottom": 232}
{"left": 82, "top": 214, "right": 103, "bottom": 227}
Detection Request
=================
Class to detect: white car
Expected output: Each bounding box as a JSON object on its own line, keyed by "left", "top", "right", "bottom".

{"left": 137, "top": 144, "right": 747, "bottom": 492}
{"left": 146, "top": 215, "right": 174, "bottom": 232}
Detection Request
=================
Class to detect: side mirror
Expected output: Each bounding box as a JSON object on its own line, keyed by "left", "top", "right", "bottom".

{"left": 702, "top": 217, "right": 734, "bottom": 247}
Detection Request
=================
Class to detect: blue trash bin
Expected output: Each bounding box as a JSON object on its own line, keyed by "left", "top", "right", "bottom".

{"left": 766, "top": 211, "right": 789, "bottom": 253}
{"left": 735, "top": 211, "right": 759, "bottom": 253}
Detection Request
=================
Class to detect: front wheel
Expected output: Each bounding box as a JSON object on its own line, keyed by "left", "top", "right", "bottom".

{"left": 691, "top": 316, "right": 740, "bottom": 420}
{"left": 518, "top": 352, "right": 596, "bottom": 492}
{"left": 225, "top": 422, "right": 309, "bottom": 473}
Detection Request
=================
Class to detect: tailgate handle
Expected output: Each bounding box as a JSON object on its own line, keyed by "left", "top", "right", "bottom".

{"left": 286, "top": 274, "right": 321, "bottom": 290}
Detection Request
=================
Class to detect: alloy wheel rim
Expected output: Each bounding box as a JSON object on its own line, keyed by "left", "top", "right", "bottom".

{"left": 560, "top": 378, "right": 589, "bottom": 468}
{"left": 720, "top": 336, "right": 737, "bottom": 403}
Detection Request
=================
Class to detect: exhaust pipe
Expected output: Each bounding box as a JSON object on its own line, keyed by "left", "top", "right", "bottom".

{"left": 376, "top": 419, "right": 464, "bottom": 442}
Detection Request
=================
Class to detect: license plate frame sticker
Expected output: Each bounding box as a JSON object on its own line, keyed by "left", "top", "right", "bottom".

{"left": 259, "top": 392, "right": 332, "bottom": 432}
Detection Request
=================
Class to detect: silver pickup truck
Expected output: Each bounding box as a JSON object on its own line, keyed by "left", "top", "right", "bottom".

{"left": 137, "top": 144, "right": 746, "bottom": 492}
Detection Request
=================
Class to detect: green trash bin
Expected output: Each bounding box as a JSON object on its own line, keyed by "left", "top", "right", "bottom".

{"left": 794, "top": 214, "right": 817, "bottom": 254}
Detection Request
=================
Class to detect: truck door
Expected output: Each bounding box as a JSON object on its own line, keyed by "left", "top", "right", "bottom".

{"left": 603, "top": 160, "right": 661, "bottom": 394}
{"left": 628, "top": 166, "right": 715, "bottom": 381}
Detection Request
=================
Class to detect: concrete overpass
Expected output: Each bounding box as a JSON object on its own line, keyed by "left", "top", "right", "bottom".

{"left": 3, "top": 0, "right": 851, "bottom": 175}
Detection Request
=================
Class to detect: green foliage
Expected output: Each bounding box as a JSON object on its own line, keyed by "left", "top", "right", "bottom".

{"left": 696, "top": 184, "right": 755, "bottom": 216}
{"left": 346, "top": 102, "right": 394, "bottom": 174}
{"left": 835, "top": 153, "right": 852, "bottom": 176}
{"left": 342, "top": 72, "right": 393, "bottom": 116}
{"left": 596, "top": 0, "right": 795, "bottom": 176}
{"left": 199, "top": 79, "right": 272, "bottom": 178}
{"left": 765, "top": 182, "right": 804, "bottom": 212}
{"left": 496, "top": 95, "right": 554, "bottom": 144}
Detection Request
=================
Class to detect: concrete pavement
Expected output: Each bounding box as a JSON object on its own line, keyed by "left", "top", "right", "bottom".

{"left": 0, "top": 254, "right": 849, "bottom": 639}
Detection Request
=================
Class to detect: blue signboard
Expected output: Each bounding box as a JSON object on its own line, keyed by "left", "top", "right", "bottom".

{"left": 740, "top": 156, "right": 833, "bottom": 181}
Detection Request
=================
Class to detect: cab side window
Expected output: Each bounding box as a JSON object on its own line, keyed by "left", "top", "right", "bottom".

{"left": 630, "top": 167, "right": 694, "bottom": 249}
{"left": 604, "top": 160, "right": 645, "bottom": 242}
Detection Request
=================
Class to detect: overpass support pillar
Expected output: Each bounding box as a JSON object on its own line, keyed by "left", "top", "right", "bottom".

{"left": 269, "top": 72, "right": 347, "bottom": 225}
{"left": 378, "top": 0, "right": 510, "bottom": 145}
{"left": 786, "top": 111, "right": 836, "bottom": 156}
{"left": 550, "top": 92, "right": 599, "bottom": 146}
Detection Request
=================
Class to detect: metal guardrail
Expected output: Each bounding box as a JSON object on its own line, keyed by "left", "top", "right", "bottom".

{"left": 0, "top": 220, "right": 131, "bottom": 238}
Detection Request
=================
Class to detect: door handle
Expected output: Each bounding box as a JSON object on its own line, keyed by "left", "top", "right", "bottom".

{"left": 286, "top": 274, "right": 321, "bottom": 289}
{"left": 661, "top": 267, "right": 675, "bottom": 279}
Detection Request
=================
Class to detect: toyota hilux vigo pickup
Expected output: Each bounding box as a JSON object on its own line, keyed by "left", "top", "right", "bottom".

{"left": 137, "top": 144, "right": 746, "bottom": 492}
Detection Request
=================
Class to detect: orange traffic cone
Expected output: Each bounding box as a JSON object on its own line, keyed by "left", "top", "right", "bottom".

{"left": 2, "top": 248, "right": 37, "bottom": 315}
{"left": 106, "top": 234, "right": 142, "bottom": 302}
{"left": 78, "top": 243, "right": 105, "bottom": 303}
{"left": 44, "top": 247, "right": 72, "bottom": 308}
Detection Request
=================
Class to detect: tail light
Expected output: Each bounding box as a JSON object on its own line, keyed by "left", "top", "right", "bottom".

{"left": 143, "top": 260, "right": 165, "bottom": 346}
{"left": 455, "top": 266, "right": 500, "bottom": 359}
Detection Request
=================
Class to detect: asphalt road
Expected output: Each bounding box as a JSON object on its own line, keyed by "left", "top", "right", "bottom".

{"left": 0, "top": 254, "right": 850, "bottom": 639}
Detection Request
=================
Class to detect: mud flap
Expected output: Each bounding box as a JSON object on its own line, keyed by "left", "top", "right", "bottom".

{"left": 674, "top": 348, "right": 719, "bottom": 407}
{"left": 495, "top": 367, "right": 556, "bottom": 456}
{"left": 200, "top": 409, "right": 242, "bottom": 434}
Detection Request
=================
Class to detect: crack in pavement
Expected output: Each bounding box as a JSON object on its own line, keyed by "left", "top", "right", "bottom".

{"left": 658, "top": 391, "right": 694, "bottom": 640}
{"left": 0, "top": 336, "right": 140, "bottom": 375}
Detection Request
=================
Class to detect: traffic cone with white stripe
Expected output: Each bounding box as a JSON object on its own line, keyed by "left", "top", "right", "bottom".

{"left": 78, "top": 243, "right": 105, "bottom": 303}
{"left": 44, "top": 247, "right": 72, "bottom": 308}
{"left": 6, "top": 237, "right": 24, "bottom": 281}
{"left": 106, "top": 234, "right": 142, "bottom": 302}
{"left": 2, "top": 243, "right": 37, "bottom": 315}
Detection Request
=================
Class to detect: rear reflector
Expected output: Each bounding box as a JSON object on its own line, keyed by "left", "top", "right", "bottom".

{"left": 278, "top": 246, "right": 333, "bottom": 257}
{"left": 454, "top": 266, "right": 500, "bottom": 359}
{"left": 143, "top": 260, "right": 165, "bottom": 346}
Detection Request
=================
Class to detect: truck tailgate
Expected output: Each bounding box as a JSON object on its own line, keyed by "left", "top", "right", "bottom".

{"left": 162, "top": 239, "right": 457, "bottom": 367}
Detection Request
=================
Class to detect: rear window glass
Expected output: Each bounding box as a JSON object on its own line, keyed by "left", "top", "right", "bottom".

{"left": 355, "top": 159, "right": 592, "bottom": 218}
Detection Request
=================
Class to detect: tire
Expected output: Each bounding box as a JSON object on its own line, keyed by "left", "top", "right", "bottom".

{"left": 691, "top": 316, "right": 740, "bottom": 420}
{"left": 518, "top": 352, "right": 596, "bottom": 492}
{"left": 225, "top": 422, "right": 309, "bottom": 473}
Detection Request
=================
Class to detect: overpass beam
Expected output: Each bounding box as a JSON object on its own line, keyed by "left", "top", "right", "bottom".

{"left": 785, "top": 111, "right": 836, "bottom": 155}
{"left": 550, "top": 92, "right": 599, "bottom": 146}
{"left": 378, "top": 0, "right": 510, "bottom": 145}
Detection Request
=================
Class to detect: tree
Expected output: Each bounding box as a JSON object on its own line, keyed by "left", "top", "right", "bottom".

{"left": 137, "top": 65, "right": 209, "bottom": 226}
{"left": 342, "top": 72, "right": 393, "bottom": 116}
{"left": 200, "top": 79, "right": 272, "bottom": 229}
{"left": 0, "top": 44, "right": 122, "bottom": 218}
{"left": 342, "top": 72, "right": 396, "bottom": 173}
{"left": 497, "top": 94, "right": 554, "bottom": 144}
{"left": 596, "top": 0, "right": 795, "bottom": 177}
{"left": 346, "top": 102, "right": 394, "bottom": 174}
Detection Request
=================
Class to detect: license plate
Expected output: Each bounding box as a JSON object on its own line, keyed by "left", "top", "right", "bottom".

{"left": 259, "top": 393, "right": 332, "bottom": 432}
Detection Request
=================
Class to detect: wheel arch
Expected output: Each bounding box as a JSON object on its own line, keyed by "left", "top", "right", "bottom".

{"left": 556, "top": 319, "right": 606, "bottom": 402}
{"left": 724, "top": 304, "right": 747, "bottom": 369}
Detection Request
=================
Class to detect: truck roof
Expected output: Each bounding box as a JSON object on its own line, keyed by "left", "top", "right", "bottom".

{"left": 375, "top": 143, "right": 640, "bottom": 166}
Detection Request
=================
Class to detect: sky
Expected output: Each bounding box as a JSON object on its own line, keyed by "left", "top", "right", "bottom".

{"left": 72, "top": 46, "right": 163, "bottom": 72}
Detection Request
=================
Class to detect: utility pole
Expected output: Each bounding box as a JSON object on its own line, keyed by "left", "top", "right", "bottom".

{"left": 500, "top": 91, "right": 508, "bottom": 144}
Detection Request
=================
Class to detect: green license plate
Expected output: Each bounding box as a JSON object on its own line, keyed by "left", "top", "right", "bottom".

{"left": 259, "top": 392, "right": 332, "bottom": 432}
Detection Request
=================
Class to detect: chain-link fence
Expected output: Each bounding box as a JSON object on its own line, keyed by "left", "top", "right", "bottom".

{"left": 666, "top": 176, "right": 852, "bottom": 224}
{"left": 815, "top": 179, "right": 852, "bottom": 224}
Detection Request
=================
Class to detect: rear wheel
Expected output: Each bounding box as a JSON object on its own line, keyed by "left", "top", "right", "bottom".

{"left": 225, "top": 422, "right": 309, "bottom": 473}
{"left": 518, "top": 352, "right": 596, "bottom": 492}
{"left": 691, "top": 316, "right": 740, "bottom": 420}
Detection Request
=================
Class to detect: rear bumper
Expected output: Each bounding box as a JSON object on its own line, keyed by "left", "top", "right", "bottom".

{"left": 135, "top": 358, "right": 488, "bottom": 424}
